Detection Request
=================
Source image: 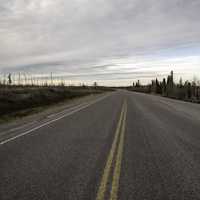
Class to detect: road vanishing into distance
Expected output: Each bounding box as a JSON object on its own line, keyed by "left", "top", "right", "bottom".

{"left": 1, "top": 91, "right": 200, "bottom": 200}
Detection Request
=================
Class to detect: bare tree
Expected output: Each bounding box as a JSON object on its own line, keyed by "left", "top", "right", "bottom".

{"left": 8, "top": 73, "right": 12, "bottom": 85}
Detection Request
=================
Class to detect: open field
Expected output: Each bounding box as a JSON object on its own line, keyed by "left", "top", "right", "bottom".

{"left": 0, "top": 85, "right": 113, "bottom": 120}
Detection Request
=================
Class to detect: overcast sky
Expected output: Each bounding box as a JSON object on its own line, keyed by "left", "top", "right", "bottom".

{"left": 0, "top": 0, "right": 200, "bottom": 85}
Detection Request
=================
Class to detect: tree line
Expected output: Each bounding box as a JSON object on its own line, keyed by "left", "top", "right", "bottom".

{"left": 0, "top": 73, "right": 101, "bottom": 89}
{"left": 130, "top": 71, "right": 200, "bottom": 103}
{"left": 0, "top": 73, "right": 66, "bottom": 86}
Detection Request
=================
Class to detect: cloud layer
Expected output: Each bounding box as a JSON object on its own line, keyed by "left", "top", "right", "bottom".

{"left": 0, "top": 0, "right": 200, "bottom": 85}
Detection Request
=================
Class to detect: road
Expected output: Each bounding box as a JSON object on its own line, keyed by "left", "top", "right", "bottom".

{"left": 1, "top": 91, "right": 200, "bottom": 200}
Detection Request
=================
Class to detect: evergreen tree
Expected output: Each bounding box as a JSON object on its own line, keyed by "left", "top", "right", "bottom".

{"left": 162, "top": 78, "right": 167, "bottom": 95}
{"left": 179, "top": 77, "right": 183, "bottom": 88}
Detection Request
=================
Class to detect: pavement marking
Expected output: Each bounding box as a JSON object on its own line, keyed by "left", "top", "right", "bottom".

{"left": 47, "top": 102, "right": 88, "bottom": 118}
{"left": 109, "top": 101, "right": 127, "bottom": 200}
{"left": 0, "top": 102, "right": 90, "bottom": 137}
{"left": 96, "top": 101, "right": 126, "bottom": 200}
{"left": 0, "top": 120, "right": 38, "bottom": 136}
{"left": 0, "top": 94, "right": 110, "bottom": 146}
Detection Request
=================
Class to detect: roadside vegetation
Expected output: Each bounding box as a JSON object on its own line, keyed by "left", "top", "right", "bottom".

{"left": 0, "top": 74, "right": 113, "bottom": 119}
{"left": 127, "top": 71, "right": 200, "bottom": 103}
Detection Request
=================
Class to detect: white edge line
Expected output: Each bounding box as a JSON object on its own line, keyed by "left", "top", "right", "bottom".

{"left": 0, "top": 102, "right": 89, "bottom": 136}
{"left": 0, "top": 94, "right": 110, "bottom": 146}
{"left": 47, "top": 102, "right": 88, "bottom": 118}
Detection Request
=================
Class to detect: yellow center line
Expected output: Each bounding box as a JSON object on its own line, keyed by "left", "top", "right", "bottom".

{"left": 96, "top": 101, "right": 126, "bottom": 200}
{"left": 109, "top": 101, "right": 127, "bottom": 200}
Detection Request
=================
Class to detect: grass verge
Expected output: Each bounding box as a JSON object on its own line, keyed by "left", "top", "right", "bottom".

{"left": 0, "top": 86, "right": 113, "bottom": 122}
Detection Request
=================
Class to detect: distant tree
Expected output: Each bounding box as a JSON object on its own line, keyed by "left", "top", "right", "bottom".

{"left": 170, "top": 70, "right": 174, "bottom": 85}
{"left": 136, "top": 80, "right": 140, "bottom": 87}
{"left": 8, "top": 73, "right": 12, "bottom": 85}
{"left": 179, "top": 77, "right": 183, "bottom": 88}
{"left": 128, "top": 70, "right": 200, "bottom": 102}
{"left": 162, "top": 78, "right": 167, "bottom": 95}
{"left": 18, "top": 72, "right": 21, "bottom": 85}
{"left": 93, "top": 82, "right": 98, "bottom": 88}
{"left": 155, "top": 78, "right": 162, "bottom": 94}
{"left": 166, "top": 70, "right": 174, "bottom": 96}
{"left": 51, "top": 72, "right": 53, "bottom": 86}
{"left": 82, "top": 83, "right": 86, "bottom": 88}
{"left": 185, "top": 81, "right": 192, "bottom": 99}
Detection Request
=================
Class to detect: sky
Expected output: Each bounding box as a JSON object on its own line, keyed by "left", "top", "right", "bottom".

{"left": 0, "top": 0, "right": 200, "bottom": 86}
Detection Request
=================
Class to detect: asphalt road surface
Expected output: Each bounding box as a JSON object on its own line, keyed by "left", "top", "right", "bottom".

{"left": 1, "top": 91, "right": 200, "bottom": 200}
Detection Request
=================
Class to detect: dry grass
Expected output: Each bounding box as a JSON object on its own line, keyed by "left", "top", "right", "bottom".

{"left": 0, "top": 85, "right": 113, "bottom": 118}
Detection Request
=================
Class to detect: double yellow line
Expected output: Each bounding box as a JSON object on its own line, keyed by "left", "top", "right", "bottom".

{"left": 96, "top": 100, "right": 127, "bottom": 200}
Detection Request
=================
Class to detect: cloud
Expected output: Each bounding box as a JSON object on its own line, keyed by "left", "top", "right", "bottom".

{"left": 0, "top": 0, "right": 200, "bottom": 85}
